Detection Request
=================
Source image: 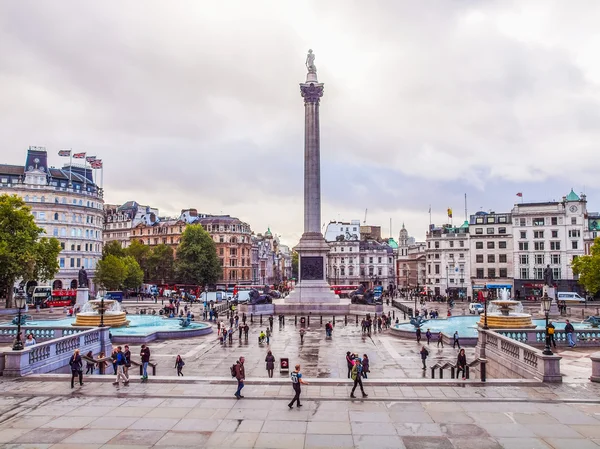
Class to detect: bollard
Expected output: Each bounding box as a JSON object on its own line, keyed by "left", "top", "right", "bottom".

{"left": 403, "top": 311, "right": 406, "bottom": 320}
{"left": 260, "top": 315, "right": 263, "bottom": 325}
{"left": 466, "top": 366, "right": 470, "bottom": 379}
{"left": 307, "top": 315, "right": 310, "bottom": 326}
{"left": 332, "top": 316, "right": 335, "bottom": 327}
{"left": 295, "top": 315, "right": 298, "bottom": 325}
{"left": 320, "top": 315, "right": 323, "bottom": 324}
{"left": 356, "top": 315, "right": 358, "bottom": 325}
{"left": 480, "top": 359, "right": 487, "bottom": 382}
{"left": 393, "top": 311, "right": 395, "bottom": 319}
{"left": 430, "top": 367, "right": 435, "bottom": 378}
{"left": 345, "top": 315, "right": 347, "bottom": 325}
{"left": 450, "top": 367, "right": 455, "bottom": 379}
{"left": 250, "top": 313, "right": 253, "bottom": 323}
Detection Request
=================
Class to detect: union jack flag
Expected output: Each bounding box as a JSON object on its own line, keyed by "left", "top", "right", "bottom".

{"left": 85, "top": 156, "right": 96, "bottom": 163}
{"left": 90, "top": 160, "right": 103, "bottom": 169}
{"left": 58, "top": 149, "right": 71, "bottom": 157}
{"left": 73, "top": 152, "right": 86, "bottom": 159}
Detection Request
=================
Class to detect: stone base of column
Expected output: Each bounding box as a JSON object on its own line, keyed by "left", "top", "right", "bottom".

{"left": 76, "top": 288, "right": 89, "bottom": 309}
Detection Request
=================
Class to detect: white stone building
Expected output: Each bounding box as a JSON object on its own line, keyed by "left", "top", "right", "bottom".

{"left": 425, "top": 222, "right": 471, "bottom": 298}
{"left": 511, "top": 190, "right": 587, "bottom": 299}
{"left": 397, "top": 224, "right": 426, "bottom": 291}
{"left": 0, "top": 147, "right": 104, "bottom": 293}
{"left": 468, "top": 211, "right": 514, "bottom": 299}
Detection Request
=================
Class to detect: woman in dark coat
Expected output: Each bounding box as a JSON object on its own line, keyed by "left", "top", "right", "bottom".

{"left": 69, "top": 348, "right": 83, "bottom": 388}
{"left": 361, "top": 354, "right": 370, "bottom": 379}
{"left": 456, "top": 349, "right": 467, "bottom": 380}
{"left": 265, "top": 350, "right": 275, "bottom": 378}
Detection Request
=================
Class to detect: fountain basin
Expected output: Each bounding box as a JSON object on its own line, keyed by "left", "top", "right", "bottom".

{"left": 73, "top": 299, "right": 129, "bottom": 327}
{"left": 478, "top": 313, "right": 536, "bottom": 329}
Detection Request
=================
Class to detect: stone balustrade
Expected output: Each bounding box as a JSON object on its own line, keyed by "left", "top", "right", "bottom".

{"left": 0, "top": 326, "right": 91, "bottom": 343}
{"left": 1, "top": 327, "right": 111, "bottom": 377}
{"left": 476, "top": 329, "right": 562, "bottom": 383}
{"left": 496, "top": 328, "right": 600, "bottom": 347}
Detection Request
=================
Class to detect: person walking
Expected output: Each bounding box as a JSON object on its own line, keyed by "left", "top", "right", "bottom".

{"left": 456, "top": 348, "right": 467, "bottom": 380}
{"left": 299, "top": 327, "right": 306, "bottom": 344}
{"left": 325, "top": 321, "right": 333, "bottom": 337}
{"left": 228, "top": 327, "right": 234, "bottom": 344}
{"left": 362, "top": 354, "right": 370, "bottom": 379}
{"left": 84, "top": 350, "right": 96, "bottom": 375}
{"left": 123, "top": 345, "right": 132, "bottom": 382}
{"left": 265, "top": 350, "right": 275, "bottom": 378}
{"left": 175, "top": 355, "right": 185, "bottom": 376}
{"left": 350, "top": 358, "right": 368, "bottom": 398}
{"left": 288, "top": 364, "right": 308, "bottom": 409}
{"left": 416, "top": 327, "right": 422, "bottom": 343}
{"left": 140, "top": 344, "right": 151, "bottom": 382}
{"left": 239, "top": 324, "right": 243, "bottom": 340}
{"left": 420, "top": 346, "right": 429, "bottom": 370}
{"left": 565, "top": 319, "right": 576, "bottom": 347}
{"left": 546, "top": 321, "right": 556, "bottom": 348}
{"left": 110, "top": 348, "right": 118, "bottom": 374}
{"left": 346, "top": 352, "right": 355, "bottom": 378}
{"left": 425, "top": 329, "right": 432, "bottom": 345}
{"left": 112, "top": 346, "right": 129, "bottom": 388}
{"left": 244, "top": 323, "right": 249, "bottom": 340}
{"left": 437, "top": 332, "right": 444, "bottom": 348}
{"left": 269, "top": 315, "right": 274, "bottom": 331}
{"left": 453, "top": 331, "right": 460, "bottom": 349}
{"left": 69, "top": 349, "right": 83, "bottom": 388}
{"left": 266, "top": 327, "right": 271, "bottom": 345}
{"left": 234, "top": 356, "right": 246, "bottom": 399}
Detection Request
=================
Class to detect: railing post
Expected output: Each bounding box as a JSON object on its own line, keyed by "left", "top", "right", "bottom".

{"left": 430, "top": 367, "right": 435, "bottom": 378}
{"left": 307, "top": 315, "right": 310, "bottom": 326}
{"left": 260, "top": 315, "right": 263, "bottom": 325}
{"left": 450, "top": 367, "right": 455, "bottom": 379}
{"left": 480, "top": 359, "right": 487, "bottom": 382}
{"left": 439, "top": 368, "right": 443, "bottom": 379}
{"left": 466, "top": 366, "right": 470, "bottom": 379}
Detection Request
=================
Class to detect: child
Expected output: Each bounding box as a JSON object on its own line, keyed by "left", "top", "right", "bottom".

{"left": 175, "top": 355, "right": 185, "bottom": 376}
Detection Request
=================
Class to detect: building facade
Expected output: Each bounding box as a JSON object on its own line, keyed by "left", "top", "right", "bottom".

{"left": 104, "top": 201, "right": 158, "bottom": 248}
{"left": 511, "top": 190, "right": 587, "bottom": 299}
{"left": 425, "top": 222, "right": 471, "bottom": 298}
{"left": 0, "top": 147, "right": 104, "bottom": 293}
{"left": 397, "top": 224, "right": 426, "bottom": 291}
{"left": 469, "top": 211, "right": 514, "bottom": 298}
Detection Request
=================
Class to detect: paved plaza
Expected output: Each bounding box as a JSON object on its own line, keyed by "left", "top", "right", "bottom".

{"left": 1, "top": 303, "right": 599, "bottom": 448}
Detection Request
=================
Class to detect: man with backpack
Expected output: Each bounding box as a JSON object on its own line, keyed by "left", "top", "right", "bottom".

{"left": 546, "top": 321, "right": 556, "bottom": 348}
{"left": 350, "top": 358, "right": 368, "bottom": 398}
{"left": 140, "top": 344, "right": 151, "bottom": 382}
{"left": 233, "top": 356, "right": 246, "bottom": 399}
{"left": 112, "top": 346, "right": 129, "bottom": 388}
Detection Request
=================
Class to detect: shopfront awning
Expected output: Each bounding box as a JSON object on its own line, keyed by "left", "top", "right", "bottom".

{"left": 486, "top": 284, "right": 512, "bottom": 289}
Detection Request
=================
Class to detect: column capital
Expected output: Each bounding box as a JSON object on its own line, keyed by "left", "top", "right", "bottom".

{"left": 300, "top": 82, "right": 324, "bottom": 104}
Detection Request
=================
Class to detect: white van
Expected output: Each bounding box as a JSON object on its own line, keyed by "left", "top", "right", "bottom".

{"left": 557, "top": 292, "right": 585, "bottom": 302}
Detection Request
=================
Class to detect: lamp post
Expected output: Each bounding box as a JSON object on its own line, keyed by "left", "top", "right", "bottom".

{"left": 99, "top": 296, "right": 105, "bottom": 328}
{"left": 12, "top": 294, "right": 26, "bottom": 351}
{"left": 482, "top": 288, "right": 489, "bottom": 330}
{"left": 414, "top": 281, "right": 419, "bottom": 318}
{"left": 541, "top": 293, "right": 553, "bottom": 355}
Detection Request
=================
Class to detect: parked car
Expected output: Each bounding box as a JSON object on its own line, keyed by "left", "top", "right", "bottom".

{"left": 469, "top": 303, "right": 484, "bottom": 314}
{"left": 556, "top": 292, "right": 585, "bottom": 302}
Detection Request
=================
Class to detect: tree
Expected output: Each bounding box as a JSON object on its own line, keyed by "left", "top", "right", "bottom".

{"left": 126, "top": 239, "right": 151, "bottom": 279}
{"left": 572, "top": 236, "right": 600, "bottom": 297}
{"left": 175, "top": 224, "right": 221, "bottom": 286}
{"left": 94, "top": 255, "right": 126, "bottom": 291}
{"left": 148, "top": 244, "right": 174, "bottom": 284}
{"left": 103, "top": 240, "right": 126, "bottom": 259}
{"left": 0, "top": 194, "right": 61, "bottom": 307}
{"left": 123, "top": 256, "right": 144, "bottom": 290}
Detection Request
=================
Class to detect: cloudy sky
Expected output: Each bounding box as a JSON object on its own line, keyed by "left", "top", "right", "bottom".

{"left": 2, "top": 1, "right": 599, "bottom": 245}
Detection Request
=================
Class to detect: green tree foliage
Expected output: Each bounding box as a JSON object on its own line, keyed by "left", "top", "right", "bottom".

{"left": 0, "top": 194, "right": 61, "bottom": 307}
{"left": 102, "top": 240, "right": 126, "bottom": 259}
{"left": 95, "top": 254, "right": 126, "bottom": 291}
{"left": 123, "top": 256, "right": 144, "bottom": 290}
{"left": 572, "top": 236, "right": 600, "bottom": 296}
{"left": 175, "top": 224, "right": 221, "bottom": 285}
{"left": 148, "top": 244, "right": 174, "bottom": 284}
{"left": 126, "top": 239, "right": 151, "bottom": 277}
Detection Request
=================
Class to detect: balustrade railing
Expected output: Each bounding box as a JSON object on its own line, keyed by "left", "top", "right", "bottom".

{"left": 496, "top": 328, "right": 600, "bottom": 347}
{"left": 0, "top": 326, "right": 90, "bottom": 343}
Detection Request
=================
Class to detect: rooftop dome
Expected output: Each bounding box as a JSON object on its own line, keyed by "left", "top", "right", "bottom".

{"left": 566, "top": 189, "right": 580, "bottom": 202}
{"left": 388, "top": 238, "right": 398, "bottom": 249}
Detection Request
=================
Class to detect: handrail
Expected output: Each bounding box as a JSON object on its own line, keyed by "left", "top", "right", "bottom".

{"left": 430, "top": 358, "right": 484, "bottom": 381}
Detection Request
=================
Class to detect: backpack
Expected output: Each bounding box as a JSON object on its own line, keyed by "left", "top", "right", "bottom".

{"left": 351, "top": 364, "right": 358, "bottom": 381}
{"left": 548, "top": 327, "right": 554, "bottom": 335}
{"left": 230, "top": 363, "right": 237, "bottom": 378}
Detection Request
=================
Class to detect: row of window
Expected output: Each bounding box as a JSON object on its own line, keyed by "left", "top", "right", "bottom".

{"left": 519, "top": 267, "right": 561, "bottom": 280}
{"left": 428, "top": 253, "right": 465, "bottom": 260}
{"left": 519, "top": 254, "right": 561, "bottom": 265}
{"left": 474, "top": 268, "right": 509, "bottom": 278}
{"left": 59, "top": 242, "right": 101, "bottom": 252}
{"left": 24, "top": 194, "right": 100, "bottom": 209}
{"left": 474, "top": 215, "right": 509, "bottom": 224}
{"left": 518, "top": 229, "right": 580, "bottom": 239}
{"left": 206, "top": 224, "right": 251, "bottom": 233}
{"left": 475, "top": 254, "right": 508, "bottom": 263}
{"left": 474, "top": 227, "right": 507, "bottom": 235}
{"left": 430, "top": 240, "right": 466, "bottom": 249}
{"left": 59, "top": 257, "right": 98, "bottom": 270}
{"left": 475, "top": 241, "right": 508, "bottom": 249}
{"left": 428, "top": 264, "right": 465, "bottom": 275}
{"left": 518, "top": 241, "right": 578, "bottom": 250}
{"left": 516, "top": 217, "right": 577, "bottom": 226}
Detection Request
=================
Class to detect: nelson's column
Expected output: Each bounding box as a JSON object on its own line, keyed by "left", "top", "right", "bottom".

{"left": 285, "top": 50, "right": 342, "bottom": 307}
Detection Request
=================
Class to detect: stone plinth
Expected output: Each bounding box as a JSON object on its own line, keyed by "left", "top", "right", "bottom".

{"left": 541, "top": 287, "right": 560, "bottom": 316}
{"left": 591, "top": 352, "right": 600, "bottom": 383}
{"left": 76, "top": 288, "right": 89, "bottom": 308}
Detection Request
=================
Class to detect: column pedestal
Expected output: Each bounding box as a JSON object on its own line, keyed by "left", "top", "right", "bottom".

{"left": 76, "top": 288, "right": 89, "bottom": 309}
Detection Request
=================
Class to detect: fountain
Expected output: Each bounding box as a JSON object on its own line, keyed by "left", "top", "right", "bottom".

{"left": 72, "top": 295, "right": 129, "bottom": 327}
{"left": 478, "top": 288, "right": 535, "bottom": 329}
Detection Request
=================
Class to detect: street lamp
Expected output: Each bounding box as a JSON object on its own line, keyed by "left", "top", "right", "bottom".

{"left": 541, "top": 293, "right": 553, "bottom": 355}
{"left": 482, "top": 288, "right": 489, "bottom": 330}
{"left": 414, "top": 281, "right": 419, "bottom": 318}
{"left": 12, "top": 294, "right": 27, "bottom": 351}
{"left": 99, "top": 296, "right": 105, "bottom": 328}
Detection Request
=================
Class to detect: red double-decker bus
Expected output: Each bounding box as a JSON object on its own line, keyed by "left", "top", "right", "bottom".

{"left": 330, "top": 285, "right": 357, "bottom": 298}
{"left": 46, "top": 289, "right": 77, "bottom": 308}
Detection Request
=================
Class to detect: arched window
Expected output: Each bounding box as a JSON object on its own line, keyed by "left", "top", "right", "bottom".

{"left": 230, "top": 236, "right": 237, "bottom": 244}
{"left": 41, "top": 196, "right": 45, "bottom": 203}
{"left": 54, "top": 213, "right": 59, "bottom": 220}
{"left": 32, "top": 196, "right": 38, "bottom": 202}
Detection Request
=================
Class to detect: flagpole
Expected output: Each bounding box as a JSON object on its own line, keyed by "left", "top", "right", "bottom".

{"left": 69, "top": 151, "right": 72, "bottom": 186}
{"left": 464, "top": 193, "right": 468, "bottom": 222}
{"left": 429, "top": 205, "right": 432, "bottom": 228}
